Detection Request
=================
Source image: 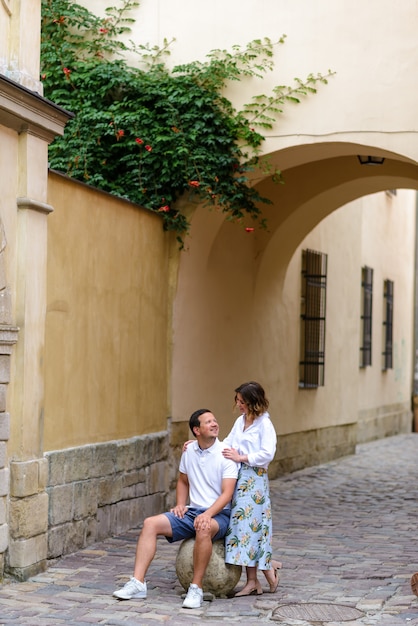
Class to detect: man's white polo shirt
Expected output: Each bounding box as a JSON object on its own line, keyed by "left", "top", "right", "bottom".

{"left": 179, "top": 438, "right": 238, "bottom": 510}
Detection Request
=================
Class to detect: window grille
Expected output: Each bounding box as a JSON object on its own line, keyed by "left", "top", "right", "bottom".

{"left": 382, "top": 279, "right": 394, "bottom": 370}
{"left": 299, "top": 249, "right": 327, "bottom": 388}
{"left": 360, "top": 266, "right": 373, "bottom": 367}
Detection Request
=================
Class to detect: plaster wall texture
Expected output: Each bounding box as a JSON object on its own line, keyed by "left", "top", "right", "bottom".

{"left": 82, "top": 0, "right": 418, "bottom": 159}
{"left": 171, "top": 187, "right": 415, "bottom": 444}
{"left": 44, "top": 172, "right": 172, "bottom": 451}
{"left": 0, "top": 1, "right": 43, "bottom": 92}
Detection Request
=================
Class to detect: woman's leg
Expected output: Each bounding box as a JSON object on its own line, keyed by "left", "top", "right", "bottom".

{"left": 262, "top": 560, "right": 282, "bottom": 593}
{"left": 234, "top": 565, "right": 263, "bottom": 596}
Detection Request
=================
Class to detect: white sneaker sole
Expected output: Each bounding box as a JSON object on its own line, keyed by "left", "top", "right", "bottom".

{"left": 113, "top": 590, "right": 147, "bottom": 600}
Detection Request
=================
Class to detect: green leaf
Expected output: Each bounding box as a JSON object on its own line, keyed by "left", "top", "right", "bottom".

{"left": 41, "top": 0, "right": 333, "bottom": 244}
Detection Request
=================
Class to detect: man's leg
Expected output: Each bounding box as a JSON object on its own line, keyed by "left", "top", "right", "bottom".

{"left": 113, "top": 513, "right": 173, "bottom": 600}
{"left": 190, "top": 519, "right": 219, "bottom": 588}
{"left": 133, "top": 513, "right": 173, "bottom": 582}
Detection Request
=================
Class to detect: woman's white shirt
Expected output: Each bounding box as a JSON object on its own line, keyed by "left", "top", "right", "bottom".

{"left": 222, "top": 411, "right": 277, "bottom": 470}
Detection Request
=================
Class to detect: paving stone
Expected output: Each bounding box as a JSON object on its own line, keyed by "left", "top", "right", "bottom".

{"left": 0, "top": 434, "right": 418, "bottom": 623}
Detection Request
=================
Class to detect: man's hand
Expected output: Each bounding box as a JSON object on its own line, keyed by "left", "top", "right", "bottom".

{"left": 194, "top": 511, "right": 212, "bottom": 532}
{"left": 170, "top": 504, "right": 188, "bottom": 518}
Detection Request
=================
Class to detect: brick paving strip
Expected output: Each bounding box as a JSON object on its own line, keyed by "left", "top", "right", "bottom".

{"left": 0, "top": 434, "right": 417, "bottom": 624}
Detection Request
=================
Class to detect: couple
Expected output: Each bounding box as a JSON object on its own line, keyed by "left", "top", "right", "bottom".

{"left": 113, "top": 381, "right": 281, "bottom": 609}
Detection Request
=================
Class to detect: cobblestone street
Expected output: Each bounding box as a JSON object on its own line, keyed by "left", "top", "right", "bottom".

{"left": 0, "top": 433, "right": 417, "bottom": 625}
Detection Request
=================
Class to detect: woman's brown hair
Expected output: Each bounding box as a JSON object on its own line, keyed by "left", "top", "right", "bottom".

{"left": 234, "top": 381, "right": 269, "bottom": 417}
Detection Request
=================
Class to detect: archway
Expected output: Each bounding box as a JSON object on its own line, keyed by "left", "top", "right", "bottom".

{"left": 172, "top": 140, "right": 417, "bottom": 471}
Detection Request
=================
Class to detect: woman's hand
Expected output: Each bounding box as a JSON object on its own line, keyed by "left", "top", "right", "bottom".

{"left": 182, "top": 439, "right": 194, "bottom": 452}
{"left": 222, "top": 446, "right": 242, "bottom": 463}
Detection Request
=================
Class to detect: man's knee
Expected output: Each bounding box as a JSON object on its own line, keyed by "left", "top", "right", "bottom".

{"left": 142, "top": 516, "right": 157, "bottom": 533}
{"left": 142, "top": 513, "right": 172, "bottom": 537}
{"left": 194, "top": 526, "right": 216, "bottom": 543}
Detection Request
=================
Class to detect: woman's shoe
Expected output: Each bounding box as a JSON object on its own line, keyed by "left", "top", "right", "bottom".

{"left": 411, "top": 572, "right": 418, "bottom": 596}
{"left": 268, "top": 560, "right": 282, "bottom": 593}
{"left": 234, "top": 581, "right": 263, "bottom": 597}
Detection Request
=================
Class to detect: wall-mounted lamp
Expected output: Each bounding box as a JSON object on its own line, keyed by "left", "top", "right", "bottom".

{"left": 357, "top": 155, "right": 385, "bottom": 166}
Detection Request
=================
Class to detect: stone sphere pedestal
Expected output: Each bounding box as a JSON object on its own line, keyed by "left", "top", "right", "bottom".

{"left": 176, "top": 538, "right": 242, "bottom": 597}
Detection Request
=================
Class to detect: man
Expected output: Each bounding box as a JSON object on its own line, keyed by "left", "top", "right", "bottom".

{"left": 113, "top": 409, "right": 239, "bottom": 609}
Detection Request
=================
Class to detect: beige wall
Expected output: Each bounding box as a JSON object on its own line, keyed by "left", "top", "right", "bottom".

{"left": 357, "top": 191, "right": 415, "bottom": 411}
{"left": 0, "top": 126, "right": 19, "bottom": 283}
{"left": 79, "top": 0, "right": 418, "bottom": 439}
{"left": 0, "top": 1, "right": 42, "bottom": 93}
{"left": 171, "top": 188, "right": 416, "bottom": 441}
{"left": 260, "top": 201, "right": 365, "bottom": 435}
{"left": 44, "top": 172, "right": 173, "bottom": 450}
{"left": 82, "top": 0, "right": 418, "bottom": 160}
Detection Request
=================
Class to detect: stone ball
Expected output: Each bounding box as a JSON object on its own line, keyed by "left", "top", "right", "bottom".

{"left": 176, "top": 538, "right": 242, "bottom": 597}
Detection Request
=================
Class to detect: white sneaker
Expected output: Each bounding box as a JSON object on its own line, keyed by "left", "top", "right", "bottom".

{"left": 182, "top": 583, "right": 203, "bottom": 608}
{"left": 113, "top": 577, "right": 147, "bottom": 599}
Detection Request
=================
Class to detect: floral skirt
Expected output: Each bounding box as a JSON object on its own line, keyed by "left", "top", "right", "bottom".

{"left": 224, "top": 463, "right": 273, "bottom": 570}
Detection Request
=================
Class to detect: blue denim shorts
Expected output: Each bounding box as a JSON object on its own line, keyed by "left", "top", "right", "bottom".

{"left": 163, "top": 507, "right": 231, "bottom": 543}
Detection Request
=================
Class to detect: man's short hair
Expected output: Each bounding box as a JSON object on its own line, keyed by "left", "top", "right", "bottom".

{"left": 189, "top": 408, "right": 211, "bottom": 437}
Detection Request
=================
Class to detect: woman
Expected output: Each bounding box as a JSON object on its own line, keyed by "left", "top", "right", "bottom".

{"left": 222, "top": 381, "right": 281, "bottom": 596}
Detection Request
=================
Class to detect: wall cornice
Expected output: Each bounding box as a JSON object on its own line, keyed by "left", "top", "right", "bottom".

{"left": 0, "top": 74, "right": 73, "bottom": 142}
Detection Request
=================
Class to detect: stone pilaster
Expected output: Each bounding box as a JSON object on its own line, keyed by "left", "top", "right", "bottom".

{"left": 0, "top": 326, "right": 18, "bottom": 578}
{"left": 8, "top": 459, "right": 48, "bottom": 579}
{"left": 5, "top": 180, "right": 52, "bottom": 579}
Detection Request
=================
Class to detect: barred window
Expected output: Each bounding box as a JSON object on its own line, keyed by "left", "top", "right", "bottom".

{"left": 360, "top": 266, "right": 373, "bottom": 367}
{"left": 382, "top": 279, "right": 394, "bottom": 370}
{"left": 299, "top": 249, "right": 327, "bottom": 388}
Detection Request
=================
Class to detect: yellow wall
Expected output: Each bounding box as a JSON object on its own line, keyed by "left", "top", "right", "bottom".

{"left": 44, "top": 172, "right": 172, "bottom": 450}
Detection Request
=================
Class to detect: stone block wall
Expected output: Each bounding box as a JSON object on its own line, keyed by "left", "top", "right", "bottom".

{"left": 271, "top": 423, "right": 358, "bottom": 478}
{"left": 356, "top": 402, "right": 412, "bottom": 444}
{"left": 0, "top": 413, "right": 10, "bottom": 574}
{"left": 270, "top": 405, "right": 412, "bottom": 480}
{"left": 0, "top": 325, "right": 19, "bottom": 580}
{"left": 8, "top": 459, "right": 49, "bottom": 580}
{"left": 45, "top": 431, "right": 176, "bottom": 563}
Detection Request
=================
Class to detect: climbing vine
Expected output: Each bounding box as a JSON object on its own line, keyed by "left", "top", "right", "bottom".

{"left": 41, "top": 0, "right": 333, "bottom": 244}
